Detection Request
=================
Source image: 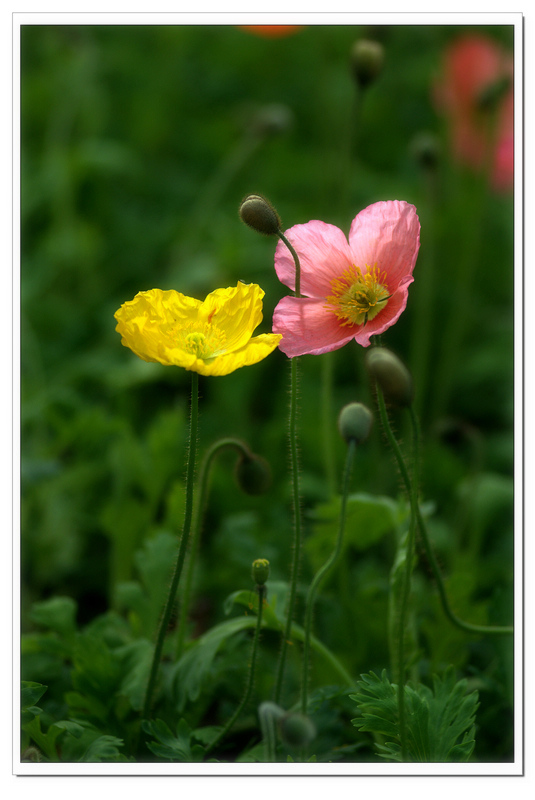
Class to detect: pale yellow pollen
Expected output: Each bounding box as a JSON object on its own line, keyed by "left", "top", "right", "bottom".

{"left": 325, "top": 264, "right": 391, "bottom": 327}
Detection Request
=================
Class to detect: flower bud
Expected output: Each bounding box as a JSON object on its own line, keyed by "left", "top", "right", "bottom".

{"left": 235, "top": 452, "right": 272, "bottom": 495}
{"left": 278, "top": 712, "right": 316, "bottom": 747}
{"left": 410, "top": 131, "right": 441, "bottom": 171}
{"left": 252, "top": 558, "right": 270, "bottom": 586}
{"left": 239, "top": 194, "right": 281, "bottom": 236}
{"left": 365, "top": 347, "right": 413, "bottom": 408}
{"left": 338, "top": 402, "right": 373, "bottom": 445}
{"left": 350, "top": 40, "right": 384, "bottom": 89}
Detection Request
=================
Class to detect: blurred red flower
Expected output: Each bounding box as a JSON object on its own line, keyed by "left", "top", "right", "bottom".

{"left": 434, "top": 34, "right": 514, "bottom": 191}
{"left": 238, "top": 25, "right": 304, "bottom": 38}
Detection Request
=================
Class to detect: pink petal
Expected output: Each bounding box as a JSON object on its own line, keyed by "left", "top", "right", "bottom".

{"left": 274, "top": 220, "right": 354, "bottom": 298}
{"left": 348, "top": 201, "right": 420, "bottom": 290}
{"left": 353, "top": 275, "right": 414, "bottom": 346}
{"left": 273, "top": 296, "right": 357, "bottom": 357}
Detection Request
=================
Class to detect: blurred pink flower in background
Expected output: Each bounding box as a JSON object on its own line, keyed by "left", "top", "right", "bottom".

{"left": 273, "top": 201, "right": 421, "bottom": 357}
{"left": 434, "top": 34, "right": 514, "bottom": 191}
{"left": 238, "top": 25, "right": 304, "bottom": 38}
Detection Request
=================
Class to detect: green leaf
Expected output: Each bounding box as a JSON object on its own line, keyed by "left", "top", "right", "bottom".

{"left": 21, "top": 681, "right": 48, "bottom": 711}
{"left": 307, "top": 493, "right": 404, "bottom": 571}
{"left": 172, "top": 616, "right": 254, "bottom": 711}
{"left": 79, "top": 734, "right": 125, "bottom": 763}
{"left": 29, "top": 596, "right": 77, "bottom": 637}
{"left": 142, "top": 718, "right": 205, "bottom": 762}
{"left": 116, "top": 639, "right": 154, "bottom": 711}
{"left": 351, "top": 667, "right": 479, "bottom": 762}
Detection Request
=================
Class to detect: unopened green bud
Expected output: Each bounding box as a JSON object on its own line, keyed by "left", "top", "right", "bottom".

{"left": 235, "top": 453, "right": 272, "bottom": 495}
{"left": 338, "top": 402, "right": 373, "bottom": 444}
{"left": 279, "top": 712, "right": 316, "bottom": 747}
{"left": 410, "top": 132, "right": 441, "bottom": 170}
{"left": 350, "top": 40, "right": 384, "bottom": 89}
{"left": 252, "top": 558, "right": 270, "bottom": 586}
{"left": 239, "top": 194, "right": 281, "bottom": 236}
{"left": 365, "top": 347, "right": 413, "bottom": 408}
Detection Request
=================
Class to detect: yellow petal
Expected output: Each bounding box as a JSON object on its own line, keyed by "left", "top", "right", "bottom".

{"left": 114, "top": 284, "right": 280, "bottom": 375}
{"left": 195, "top": 333, "right": 282, "bottom": 376}
{"left": 200, "top": 283, "right": 265, "bottom": 352}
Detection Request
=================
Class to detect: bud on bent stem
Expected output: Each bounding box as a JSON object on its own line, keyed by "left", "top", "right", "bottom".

{"left": 239, "top": 194, "right": 282, "bottom": 236}
{"left": 365, "top": 346, "right": 414, "bottom": 408}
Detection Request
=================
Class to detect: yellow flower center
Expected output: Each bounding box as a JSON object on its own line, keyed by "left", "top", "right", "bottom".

{"left": 325, "top": 265, "right": 391, "bottom": 326}
{"left": 176, "top": 322, "right": 227, "bottom": 361}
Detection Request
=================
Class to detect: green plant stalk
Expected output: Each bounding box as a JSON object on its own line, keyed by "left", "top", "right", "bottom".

{"left": 175, "top": 437, "right": 255, "bottom": 659}
{"left": 321, "top": 351, "right": 337, "bottom": 496}
{"left": 273, "top": 355, "right": 302, "bottom": 705}
{"left": 431, "top": 105, "right": 501, "bottom": 421}
{"left": 406, "top": 408, "right": 513, "bottom": 636}
{"left": 375, "top": 386, "right": 415, "bottom": 761}
{"left": 273, "top": 229, "right": 303, "bottom": 705}
{"left": 142, "top": 371, "right": 199, "bottom": 721}
{"left": 205, "top": 585, "right": 266, "bottom": 756}
{"left": 375, "top": 388, "right": 513, "bottom": 637}
{"left": 301, "top": 438, "right": 356, "bottom": 716}
{"left": 258, "top": 702, "right": 283, "bottom": 763}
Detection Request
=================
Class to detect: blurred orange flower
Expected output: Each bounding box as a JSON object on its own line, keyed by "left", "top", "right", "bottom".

{"left": 238, "top": 25, "right": 303, "bottom": 38}
{"left": 434, "top": 34, "right": 514, "bottom": 191}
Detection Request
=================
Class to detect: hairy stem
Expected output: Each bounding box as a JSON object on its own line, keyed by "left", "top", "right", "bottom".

{"left": 142, "top": 371, "right": 199, "bottom": 721}
{"left": 176, "top": 437, "right": 257, "bottom": 659}
{"left": 273, "top": 229, "right": 303, "bottom": 705}
{"left": 205, "top": 585, "right": 266, "bottom": 756}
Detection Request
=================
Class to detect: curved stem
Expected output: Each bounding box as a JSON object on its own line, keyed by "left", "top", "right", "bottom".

{"left": 301, "top": 439, "right": 356, "bottom": 715}
{"left": 376, "top": 389, "right": 513, "bottom": 637}
{"left": 205, "top": 585, "right": 266, "bottom": 757}
{"left": 142, "top": 371, "right": 199, "bottom": 721}
{"left": 276, "top": 231, "right": 302, "bottom": 297}
{"left": 175, "top": 437, "right": 256, "bottom": 659}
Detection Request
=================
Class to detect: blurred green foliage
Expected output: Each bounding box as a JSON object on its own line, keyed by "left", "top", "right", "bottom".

{"left": 21, "top": 23, "right": 514, "bottom": 764}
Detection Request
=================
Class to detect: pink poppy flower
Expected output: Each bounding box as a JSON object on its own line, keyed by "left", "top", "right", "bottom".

{"left": 434, "top": 34, "right": 514, "bottom": 191}
{"left": 272, "top": 201, "right": 420, "bottom": 357}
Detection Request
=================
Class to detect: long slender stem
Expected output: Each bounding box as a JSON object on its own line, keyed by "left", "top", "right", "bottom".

{"left": 273, "top": 230, "right": 303, "bottom": 705}
{"left": 395, "top": 399, "right": 420, "bottom": 761}
{"left": 376, "top": 389, "right": 513, "bottom": 637}
{"left": 205, "top": 585, "right": 265, "bottom": 756}
{"left": 175, "top": 437, "right": 256, "bottom": 659}
{"left": 321, "top": 351, "right": 337, "bottom": 496}
{"left": 142, "top": 371, "right": 199, "bottom": 721}
{"left": 301, "top": 439, "right": 356, "bottom": 716}
{"left": 273, "top": 355, "right": 302, "bottom": 704}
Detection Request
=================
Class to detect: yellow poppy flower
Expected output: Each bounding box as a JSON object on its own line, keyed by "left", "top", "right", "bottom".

{"left": 114, "top": 282, "right": 282, "bottom": 376}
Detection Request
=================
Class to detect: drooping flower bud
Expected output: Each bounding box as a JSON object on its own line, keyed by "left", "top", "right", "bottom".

{"left": 251, "top": 558, "right": 270, "bottom": 586}
{"left": 365, "top": 346, "right": 413, "bottom": 408}
{"left": 235, "top": 452, "right": 272, "bottom": 495}
{"left": 337, "top": 402, "right": 373, "bottom": 445}
{"left": 239, "top": 194, "right": 281, "bottom": 236}
{"left": 278, "top": 712, "right": 316, "bottom": 747}
{"left": 350, "top": 40, "right": 384, "bottom": 89}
